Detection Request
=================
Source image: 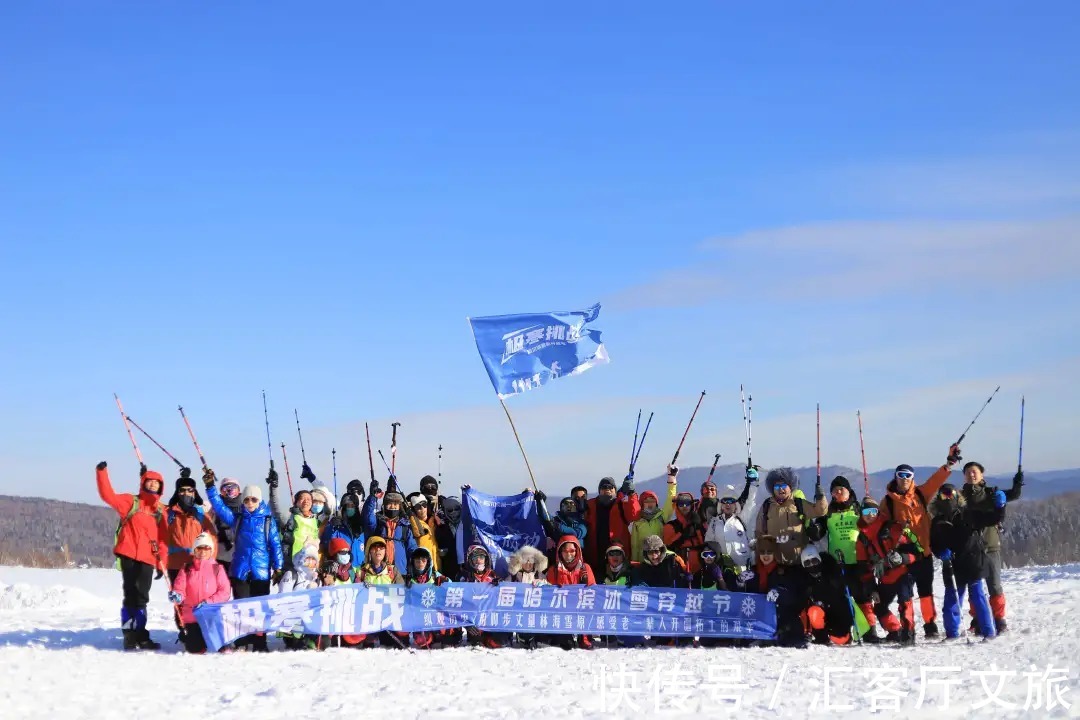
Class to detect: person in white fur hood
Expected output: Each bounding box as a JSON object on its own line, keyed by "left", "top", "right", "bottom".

{"left": 505, "top": 545, "right": 549, "bottom": 585}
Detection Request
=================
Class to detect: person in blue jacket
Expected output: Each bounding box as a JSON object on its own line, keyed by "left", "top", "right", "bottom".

{"left": 535, "top": 492, "right": 587, "bottom": 544}
{"left": 203, "top": 469, "right": 283, "bottom": 652}
{"left": 360, "top": 480, "right": 417, "bottom": 576}
{"left": 322, "top": 490, "right": 366, "bottom": 569}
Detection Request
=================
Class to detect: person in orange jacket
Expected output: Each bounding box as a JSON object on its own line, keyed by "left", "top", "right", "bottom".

{"left": 857, "top": 497, "right": 923, "bottom": 644}
{"left": 663, "top": 492, "right": 706, "bottom": 574}
{"left": 95, "top": 460, "right": 169, "bottom": 651}
{"left": 164, "top": 471, "right": 216, "bottom": 582}
{"left": 877, "top": 443, "right": 961, "bottom": 639}
{"left": 584, "top": 476, "right": 641, "bottom": 579}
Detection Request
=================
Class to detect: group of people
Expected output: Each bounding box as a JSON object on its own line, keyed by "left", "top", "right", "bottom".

{"left": 95, "top": 437, "right": 1022, "bottom": 652}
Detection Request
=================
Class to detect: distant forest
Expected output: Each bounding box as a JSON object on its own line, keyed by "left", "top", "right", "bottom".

{"left": 1, "top": 492, "right": 1077, "bottom": 569}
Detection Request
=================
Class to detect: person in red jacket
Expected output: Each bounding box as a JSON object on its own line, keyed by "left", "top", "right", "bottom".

{"left": 856, "top": 498, "right": 922, "bottom": 644}
{"left": 546, "top": 535, "right": 596, "bottom": 649}
{"left": 96, "top": 460, "right": 169, "bottom": 651}
{"left": 584, "top": 476, "right": 641, "bottom": 579}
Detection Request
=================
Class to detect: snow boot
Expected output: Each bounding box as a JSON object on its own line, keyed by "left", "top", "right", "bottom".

{"left": 923, "top": 621, "right": 939, "bottom": 639}
{"left": 994, "top": 618, "right": 1008, "bottom": 634}
{"left": 135, "top": 630, "right": 161, "bottom": 650}
{"left": 122, "top": 629, "right": 140, "bottom": 651}
{"left": 862, "top": 628, "right": 882, "bottom": 644}
{"left": 883, "top": 630, "right": 901, "bottom": 643}
{"left": 899, "top": 629, "right": 915, "bottom": 646}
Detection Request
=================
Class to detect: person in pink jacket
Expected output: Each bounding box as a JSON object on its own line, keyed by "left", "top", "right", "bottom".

{"left": 169, "top": 532, "right": 232, "bottom": 653}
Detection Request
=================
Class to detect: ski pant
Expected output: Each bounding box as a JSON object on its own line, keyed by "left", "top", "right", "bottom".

{"left": 231, "top": 577, "right": 271, "bottom": 651}
{"left": 119, "top": 557, "right": 154, "bottom": 632}
{"left": 910, "top": 555, "right": 937, "bottom": 624}
{"left": 943, "top": 563, "right": 996, "bottom": 639}
{"left": 771, "top": 565, "right": 807, "bottom": 646}
{"left": 182, "top": 623, "right": 208, "bottom": 653}
{"left": 984, "top": 550, "right": 1006, "bottom": 620}
{"left": 874, "top": 575, "right": 915, "bottom": 632}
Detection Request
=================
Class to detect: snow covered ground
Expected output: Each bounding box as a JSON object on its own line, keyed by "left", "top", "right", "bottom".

{"left": 1, "top": 564, "right": 1078, "bottom": 719}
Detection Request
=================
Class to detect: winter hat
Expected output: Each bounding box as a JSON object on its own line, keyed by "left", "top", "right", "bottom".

{"left": 328, "top": 537, "right": 350, "bottom": 557}
{"left": 701, "top": 480, "right": 717, "bottom": 494}
{"left": 939, "top": 483, "right": 957, "bottom": 497}
{"left": 383, "top": 491, "right": 405, "bottom": 505}
{"left": 894, "top": 463, "right": 915, "bottom": 476}
{"left": 800, "top": 545, "right": 823, "bottom": 569}
{"left": 830, "top": 476, "right": 853, "bottom": 494}
{"left": 861, "top": 496, "right": 879, "bottom": 510}
{"left": 755, "top": 535, "right": 778, "bottom": 556}
{"left": 406, "top": 492, "right": 429, "bottom": 508}
{"left": 176, "top": 477, "right": 198, "bottom": 491}
{"left": 419, "top": 475, "right": 439, "bottom": 493}
{"left": 346, "top": 479, "right": 364, "bottom": 497}
{"left": 639, "top": 490, "right": 660, "bottom": 507}
{"left": 191, "top": 532, "right": 215, "bottom": 552}
{"left": 242, "top": 485, "right": 262, "bottom": 503}
{"left": 642, "top": 535, "right": 665, "bottom": 555}
{"left": 675, "top": 491, "right": 696, "bottom": 509}
{"left": 559, "top": 497, "right": 578, "bottom": 514}
{"left": 365, "top": 536, "right": 387, "bottom": 554}
{"left": 442, "top": 496, "right": 462, "bottom": 520}
{"left": 221, "top": 478, "right": 241, "bottom": 495}
{"left": 765, "top": 467, "right": 799, "bottom": 492}
{"left": 141, "top": 470, "right": 164, "bottom": 495}
{"left": 598, "top": 477, "right": 617, "bottom": 491}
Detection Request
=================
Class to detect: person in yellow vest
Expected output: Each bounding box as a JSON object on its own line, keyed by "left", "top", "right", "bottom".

{"left": 356, "top": 538, "right": 404, "bottom": 586}
{"left": 629, "top": 466, "right": 678, "bottom": 561}
{"left": 406, "top": 492, "right": 441, "bottom": 572}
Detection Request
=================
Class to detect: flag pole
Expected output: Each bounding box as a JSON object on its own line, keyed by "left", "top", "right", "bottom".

{"left": 499, "top": 397, "right": 538, "bottom": 492}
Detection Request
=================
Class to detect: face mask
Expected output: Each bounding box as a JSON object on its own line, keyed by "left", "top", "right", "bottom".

{"left": 641, "top": 505, "right": 659, "bottom": 519}
{"left": 335, "top": 553, "right": 350, "bottom": 564}
{"left": 384, "top": 507, "right": 400, "bottom": 518}
{"left": 312, "top": 503, "right": 325, "bottom": 514}
{"left": 344, "top": 507, "right": 357, "bottom": 518}
{"left": 178, "top": 495, "right": 195, "bottom": 509}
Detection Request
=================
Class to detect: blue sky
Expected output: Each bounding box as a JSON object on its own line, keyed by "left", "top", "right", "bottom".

{"left": 2, "top": 3, "right": 1078, "bottom": 503}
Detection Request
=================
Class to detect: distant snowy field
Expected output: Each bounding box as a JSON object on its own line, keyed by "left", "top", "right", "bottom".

{"left": 1, "top": 565, "right": 1078, "bottom": 719}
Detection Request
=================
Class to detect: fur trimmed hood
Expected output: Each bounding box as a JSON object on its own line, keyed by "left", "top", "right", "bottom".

{"left": 507, "top": 545, "right": 549, "bottom": 575}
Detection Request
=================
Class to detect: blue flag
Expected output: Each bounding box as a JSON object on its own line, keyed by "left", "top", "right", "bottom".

{"left": 468, "top": 304, "right": 610, "bottom": 399}
{"left": 460, "top": 488, "right": 547, "bottom": 576}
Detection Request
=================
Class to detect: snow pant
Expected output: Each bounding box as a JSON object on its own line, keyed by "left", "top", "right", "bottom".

{"left": 910, "top": 555, "right": 937, "bottom": 624}
{"left": 119, "top": 556, "right": 154, "bottom": 638}
{"left": 771, "top": 565, "right": 807, "bottom": 646}
{"left": 182, "top": 623, "right": 208, "bottom": 653}
{"left": 231, "top": 577, "right": 271, "bottom": 651}
{"left": 874, "top": 575, "right": 915, "bottom": 633}
{"left": 942, "top": 562, "right": 995, "bottom": 639}
{"left": 804, "top": 605, "right": 852, "bottom": 645}
{"left": 985, "top": 550, "right": 1006, "bottom": 620}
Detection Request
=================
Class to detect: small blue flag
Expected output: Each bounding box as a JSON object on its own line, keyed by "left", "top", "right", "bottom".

{"left": 468, "top": 303, "right": 610, "bottom": 399}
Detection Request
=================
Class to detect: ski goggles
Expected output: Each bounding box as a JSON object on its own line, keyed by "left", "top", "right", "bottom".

{"left": 675, "top": 499, "right": 694, "bottom": 507}
{"left": 938, "top": 488, "right": 955, "bottom": 499}
{"left": 700, "top": 549, "right": 717, "bottom": 561}
{"left": 861, "top": 507, "right": 879, "bottom": 517}
{"left": 221, "top": 484, "right": 241, "bottom": 499}
{"left": 894, "top": 470, "right": 915, "bottom": 480}
{"left": 720, "top": 497, "right": 737, "bottom": 505}
{"left": 606, "top": 548, "right": 625, "bottom": 557}
{"left": 772, "top": 483, "right": 790, "bottom": 492}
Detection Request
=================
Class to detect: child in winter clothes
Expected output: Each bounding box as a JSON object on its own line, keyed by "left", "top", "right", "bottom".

{"left": 320, "top": 537, "right": 357, "bottom": 585}
{"left": 169, "top": 533, "right": 232, "bottom": 653}
{"left": 631, "top": 535, "right": 690, "bottom": 588}
{"left": 280, "top": 542, "right": 322, "bottom": 591}
{"left": 930, "top": 483, "right": 1005, "bottom": 639}
{"left": 356, "top": 537, "right": 404, "bottom": 586}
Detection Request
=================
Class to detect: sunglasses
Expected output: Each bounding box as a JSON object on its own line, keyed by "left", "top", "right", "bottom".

{"left": 861, "top": 507, "right": 879, "bottom": 517}
{"left": 895, "top": 471, "right": 915, "bottom": 480}
{"left": 939, "top": 489, "right": 955, "bottom": 499}
{"left": 676, "top": 499, "right": 693, "bottom": 506}
{"left": 242, "top": 497, "right": 260, "bottom": 504}
{"left": 222, "top": 485, "right": 241, "bottom": 498}
{"left": 606, "top": 549, "right": 625, "bottom": 557}
{"left": 773, "top": 483, "right": 790, "bottom": 492}
{"left": 720, "top": 497, "right": 737, "bottom": 505}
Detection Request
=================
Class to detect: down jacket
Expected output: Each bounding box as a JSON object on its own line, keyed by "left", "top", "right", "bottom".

{"left": 97, "top": 466, "right": 169, "bottom": 568}
{"left": 172, "top": 554, "right": 232, "bottom": 624}
{"left": 207, "top": 490, "right": 284, "bottom": 581}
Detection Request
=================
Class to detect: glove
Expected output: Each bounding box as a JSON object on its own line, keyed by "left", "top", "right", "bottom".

{"left": 300, "top": 463, "right": 316, "bottom": 483}
{"left": 736, "top": 570, "right": 755, "bottom": 585}
{"left": 386, "top": 474, "right": 399, "bottom": 493}
{"left": 766, "top": 589, "right": 779, "bottom": 602}
{"left": 202, "top": 467, "right": 216, "bottom": 488}
{"left": 534, "top": 490, "right": 547, "bottom": 504}
{"left": 745, "top": 466, "right": 759, "bottom": 483}
{"left": 682, "top": 573, "right": 694, "bottom": 585}
{"left": 814, "top": 484, "right": 825, "bottom": 502}
{"left": 626, "top": 469, "right": 635, "bottom": 481}
{"left": 96, "top": 461, "right": 107, "bottom": 471}
{"left": 271, "top": 569, "right": 283, "bottom": 584}
{"left": 668, "top": 465, "right": 679, "bottom": 477}
{"left": 619, "top": 477, "right": 634, "bottom": 495}
{"left": 369, "top": 479, "right": 381, "bottom": 498}
{"left": 872, "top": 558, "right": 886, "bottom": 579}
{"left": 939, "top": 549, "right": 953, "bottom": 562}
{"left": 140, "top": 462, "right": 147, "bottom": 477}
{"left": 154, "top": 568, "right": 164, "bottom": 580}
{"left": 180, "top": 467, "right": 191, "bottom": 480}
{"left": 1013, "top": 470, "right": 1024, "bottom": 487}
{"left": 886, "top": 551, "right": 903, "bottom": 569}
{"left": 994, "top": 490, "right": 1007, "bottom": 508}
{"left": 267, "top": 468, "right": 279, "bottom": 489}
{"left": 168, "top": 591, "right": 183, "bottom": 604}
{"left": 947, "top": 443, "right": 962, "bottom": 466}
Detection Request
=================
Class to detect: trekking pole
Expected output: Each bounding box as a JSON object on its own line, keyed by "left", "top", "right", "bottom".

{"left": 281, "top": 443, "right": 294, "bottom": 497}
{"left": 835, "top": 550, "right": 862, "bottom": 645}
{"left": 158, "top": 561, "right": 185, "bottom": 634}
{"left": 670, "top": 391, "right": 706, "bottom": 467}
{"left": 125, "top": 415, "right": 185, "bottom": 469}
{"left": 816, "top": 403, "right": 822, "bottom": 497}
{"left": 629, "top": 409, "right": 642, "bottom": 476}
{"left": 262, "top": 391, "right": 275, "bottom": 473}
{"left": 706, "top": 453, "right": 721, "bottom": 486}
{"left": 365, "top": 422, "right": 376, "bottom": 486}
{"left": 631, "top": 412, "right": 654, "bottom": 471}
{"left": 954, "top": 386, "right": 1001, "bottom": 446}
{"left": 390, "top": 422, "right": 401, "bottom": 475}
{"left": 438, "top": 444, "right": 443, "bottom": 480}
{"left": 857, "top": 410, "right": 870, "bottom": 498}
{"left": 113, "top": 394, "right": 144, "bottom": 466}
{"left": 740, "top": 385, "right": 758, "bottom": 471}
{"left": 178, "top": 406, "right": 208, "bottom": 470}
{"left": 332, "top": 449, "right": 338, "bottom": 498}
{"left": 1018, "top": 396, "right": 1025, "bottom": 473}
{"left": 294, "top": 409, "right": 308, "bottom": 465}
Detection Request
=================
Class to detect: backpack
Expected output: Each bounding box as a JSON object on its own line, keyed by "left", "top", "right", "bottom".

{"left": 113, "top": 498, "right": 164, "bottom": 571}
{"left": 760, "top": 496, "right": 823, "bottom": 541}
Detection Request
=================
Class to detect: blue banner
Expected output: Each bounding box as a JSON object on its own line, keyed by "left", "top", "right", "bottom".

{"left": 460, "top": 488, "right": 547, "bottom": 576}
{"left": 194, "top": 583, "right": 777, "bottom": 652}
{"left": 468, "top": 304, "right": 610, "bottom": 399}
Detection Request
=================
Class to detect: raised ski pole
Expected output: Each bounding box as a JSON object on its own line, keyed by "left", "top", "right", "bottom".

{"left": 631, "top": 411, "right": 654, "bottom": 471}
{"left": 294, "top": 409, "right": 308, "bottom": 465}
{"left": 857, "top": 410, "right": 870, "bottom": 498}
{"left": 114, "top": 394, "right": 144, "bottom": 466}
{"left": 262, "top": 391, "right": 275, "bottom": 473}
{"left": 438, "top": 444, "right": 443, "bottom": 480}
{"left": 670, "top": 391, "right": 706, "bottom": 467}
{"left": 740, "top": 385, "right": 758, "bottom": 471}
{"left": 1018, "top": 396, "right": 1025, "bottom": 473}
{"left": 390, "top": 422, "right": 401, "bottom": 475}
{"left": 332, "top": 448, "right": 338, "bottom": 498}
{"left": 178, "top": 406, "right": 208, "bottom": 471}
{"left": 629, "top": 409, "right": 642, "bottom": 475}
{"left": 706, "top": 453, "right": 721, "bottom": 485}
{"left": 365, "top": 422, "right": 376, "bottom": 486}
{"left": 125, "top": 415, "right": 185, "bottom": 468}
{"left": 816, "top": 402, "right": 822, "bottom": 497}
{"left": 281, "top": 443, "right": 294, "bottom": 497}
{"left": 954, "top": 386, "right": 1001, "bottom": 447}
